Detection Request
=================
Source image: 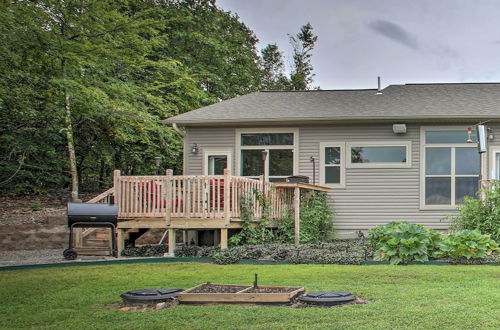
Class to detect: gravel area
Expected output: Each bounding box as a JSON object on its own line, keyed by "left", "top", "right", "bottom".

{"left": 0, "top": 249, "right": 66, "bottom": 266}
{"left": 0, "top": 249, "right": 115, "bottom": 267}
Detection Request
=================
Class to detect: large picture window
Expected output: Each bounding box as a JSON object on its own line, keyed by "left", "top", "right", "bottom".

{"left": 421, "top": 127, "right": 480, "bottom": 209}
{"left": 237, "top": 129, "right": 297, "bottom": 182}
{"left": 346, "top": 141, "right": 411, "bottom": 168}
{"left": 320, "top": 142, "right": 345, "bottom": 188}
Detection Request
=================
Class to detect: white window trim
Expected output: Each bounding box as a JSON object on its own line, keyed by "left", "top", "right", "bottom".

{"left": 319, "top": 142, "right": 346, "bottom": 188}
{"left": 203, "top": 148, "right": 233, "bottom": 175}
{"left": 346, "top": 141, "right": 412, "bottom": 168}
{"left": 489, "top": 146, "right": 500, "bottom": 180}
{"left": 235, "top": 128, "right": 299, "bottom": 180}
{"left": 420, "top": 126, "right": 479, "bottom": 210}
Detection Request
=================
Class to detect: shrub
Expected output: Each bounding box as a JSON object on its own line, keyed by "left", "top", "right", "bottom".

{"left": 449, "top": 181, "right": 500, "bottom": 241}
{"left": 210, "top": 240, "right": 370, "bottom": 265}
{"left": 175, "top": 245, "right": 219, "bottom": 258}
{"left": 175, "top": 245, "right": 202, "bottom": 257}
{"left": 276, "top": 192, "right": 335, "bottom": 244}
{"left": 121, "top": 245, "right": 167, "bottom": 257}
{"left": 229, "top": 192, "right": 275, "bottom": 246}
{"left": 441, "top": 229, "right": 498, "bottom": 260}
{"left": 212, "top": 249, "right": 241, "bottom": 265}
{"left": 28, "top": 200, "right": 43, "bottom": 211}
{"left": 368, "top": 222, "right": 443, "bottom": 265}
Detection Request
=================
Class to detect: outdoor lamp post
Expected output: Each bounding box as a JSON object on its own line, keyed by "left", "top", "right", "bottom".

{"left": 154, "top": 156, "right": 161, "bottom": 175}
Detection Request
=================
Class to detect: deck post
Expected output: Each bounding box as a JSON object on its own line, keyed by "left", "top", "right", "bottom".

{"left": 117, "top": 228, "right": 125, "bottom": 256}
{"left": 220, "top": 228, "right": 228, "bottom": 249}
{"left": 113, "top": 170, "right": 121, "bottom": 215}
{"left": 165, "top": 169, "right": 173, "bottom": 226}
{"left": 294, "top": 186, "right": 300, "bottom": 244}
{"left": 167, "top": 228, "right": 176, "bottom": 257}
{"left": 224, "top": 168, "right": 231, "bottom": 226}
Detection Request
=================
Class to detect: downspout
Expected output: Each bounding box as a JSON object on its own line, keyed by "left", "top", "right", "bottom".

{"left": 172, "top": 123, "right": 185, "bottom": 137}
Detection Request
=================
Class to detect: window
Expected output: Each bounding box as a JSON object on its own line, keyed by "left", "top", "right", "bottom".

{"left": 421, "top": 127, "right": 480, "bottom": 209}
{"left": 346, "top": 141, "right": 412, "bottom": 168}
{"left": 236, "top": 129, "right": 297, "bottom": 182}
{"left": 491, "top": 147, "right": 500, "bottom": 180}
{"left": 320, "top": 142, "right": 345, "bottom": 188}
{"left": 203, "top": 149, "right": 232, "bottom": 175}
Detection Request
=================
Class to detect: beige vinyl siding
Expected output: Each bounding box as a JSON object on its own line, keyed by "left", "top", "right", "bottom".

{"left": 184, "top": 123, "right": 497, "bottom": 233}
{"left": 299, "top": 124, "right": 457, "bottom": 232}
{"left": 185, "top": 127, "right": 236, "bottom": 175}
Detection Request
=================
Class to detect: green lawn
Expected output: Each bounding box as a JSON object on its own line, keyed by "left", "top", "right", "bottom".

{"left": 1, "top": 263, "right": 499, "bottom": 329}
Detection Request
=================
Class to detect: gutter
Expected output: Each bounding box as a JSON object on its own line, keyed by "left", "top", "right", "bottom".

{"left": 162, "top": 115, "right": 500, "bottom": 126}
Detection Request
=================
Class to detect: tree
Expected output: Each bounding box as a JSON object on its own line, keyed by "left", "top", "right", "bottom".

{"left": 0, "top": 1, "right": 264, "bottom": 196}
{"left": 289, "top": 23, "right": 318, "bottom": 90}
{"left": 258, "top": 23, "right": 318, "bottom": 91}
{"left": 259, "top": 44, "right": 290, "bottom": 90}
{"left": 158, "top": 0, "right": 262, "bottom": 100}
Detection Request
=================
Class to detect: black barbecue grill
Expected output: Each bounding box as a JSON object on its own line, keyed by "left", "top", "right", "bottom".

{"left": 63, "top": 202, "right": 118, "bottom": 260}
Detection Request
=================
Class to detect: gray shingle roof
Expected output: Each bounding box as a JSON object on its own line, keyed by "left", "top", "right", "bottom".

{"left": 162, "top": 83, "right": 500, "bottom": 125}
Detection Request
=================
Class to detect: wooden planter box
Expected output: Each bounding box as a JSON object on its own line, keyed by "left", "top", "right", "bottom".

{"left": 178, "top": 283, "right": 304, "bottom": 304}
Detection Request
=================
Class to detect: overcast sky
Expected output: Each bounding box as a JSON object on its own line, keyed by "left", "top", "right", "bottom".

{"left": 218, "top": 0, "right": 500, "bottom": 90}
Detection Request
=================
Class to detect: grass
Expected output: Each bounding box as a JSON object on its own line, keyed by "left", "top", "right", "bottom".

{"left": 1, "top": 263, "right": 499, "bottom": 329}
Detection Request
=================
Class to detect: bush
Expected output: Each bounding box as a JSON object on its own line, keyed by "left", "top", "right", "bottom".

{"left": 228, "top": 192, "right": 275, "bottom": 246}
{"left": 441, "top": 229, "right": 498, "bottom": 260}
{"left": 212, "top": 249, "right": 241, "bottom": 265}
{"left": 28, "top": 200, "right": 43, "bottom": 211}
{"left": 175, "top": 245, "right": 219, "bottom": 258}
{"left": 121, "top": 245, "right": 167, "bottom": 257}
{"left": 276, "top": 192, "right": 335, "bottom": 244}
{"left": 368, "top": 222, "right": 443, "bottom": 265}
{"left": 449, "top": 181, "right": 500, "bottom": 241}
{"left": 209, "top": 240, "right": 371, "bottom": 265}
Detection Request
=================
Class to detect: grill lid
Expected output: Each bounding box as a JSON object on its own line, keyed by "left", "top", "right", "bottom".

{"left": 67, "top": 202, "right": 118, "bottom": 225}
{"left": 298, "top": 291, "right": 356, "bottom": 305}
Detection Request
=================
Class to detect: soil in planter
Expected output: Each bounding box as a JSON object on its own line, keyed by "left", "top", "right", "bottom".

{"left": 244, "top": 286, "right": 297, "bottom": 294}
{"left": 188, "top": 284, "right": 250, "bottom": 293}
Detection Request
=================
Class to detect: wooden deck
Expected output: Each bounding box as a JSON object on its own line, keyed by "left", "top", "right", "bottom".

{"left": 87, "top": 169, "right": 330, "bottom": 255}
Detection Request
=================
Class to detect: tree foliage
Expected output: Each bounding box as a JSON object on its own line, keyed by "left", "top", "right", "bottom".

{"left": 0, "top": 1, "right": 319, "bottom": 196}
{"left": 259, "top": 23, "right": 318, "bottom": 91}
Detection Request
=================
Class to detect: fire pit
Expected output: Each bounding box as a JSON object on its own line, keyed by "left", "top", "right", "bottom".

{"left": 298, "top": 291, "right": 357, "bottom": 306}
{"left": 120, "top": 288, "right": 183, "bottom": 305}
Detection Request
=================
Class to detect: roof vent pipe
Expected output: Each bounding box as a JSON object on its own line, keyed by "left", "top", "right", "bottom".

{"left": 376, "top": 76, "right": 383, "bottom": 95}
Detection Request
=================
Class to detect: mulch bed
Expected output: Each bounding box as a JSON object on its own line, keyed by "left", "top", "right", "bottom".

{"left": 188, "top": 283, "right": 250, "bottom": 293}
{"left": 244, "top": 286, "right": 297, "bottom": 294}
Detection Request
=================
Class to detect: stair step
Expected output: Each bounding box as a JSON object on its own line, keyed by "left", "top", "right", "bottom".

{"left": 127, "top": 229, "right": 140, "bottom": 233}
{"left": 95, "top": 233, "right": 110, "bottom": 239}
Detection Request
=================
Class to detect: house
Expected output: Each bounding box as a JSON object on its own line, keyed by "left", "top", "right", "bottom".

{"left": 162, "top": 83, "right": 500, "bottom": 238}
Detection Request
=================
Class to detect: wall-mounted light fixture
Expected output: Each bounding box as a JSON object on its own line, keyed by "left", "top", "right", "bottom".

{"left": 392, "top": 124, "right": 407, "bottom": 134}
{"left": 310, "top": 156, "right": 316, "bottom": 185}
{"left": 466, "top": 127, "right": 474, "bottom": 143}
{"left": 191, "top": 143, "right": 199, "bottom": 154}
{"left": 488, "top": 128, "right": 494, "bottom": 142}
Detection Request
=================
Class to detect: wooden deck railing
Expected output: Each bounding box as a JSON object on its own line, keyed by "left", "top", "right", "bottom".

{"left": 112, "top": 169, "right": 293, "bottom": 221}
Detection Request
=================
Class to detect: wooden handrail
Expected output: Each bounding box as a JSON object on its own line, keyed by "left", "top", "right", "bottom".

{"left": 87, "top": 188, "right": 114, "bottom": 203}
{"left": 112, "top": 172, "right": 294, "bottom": 220}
